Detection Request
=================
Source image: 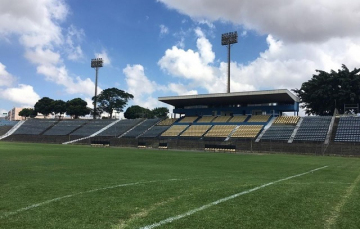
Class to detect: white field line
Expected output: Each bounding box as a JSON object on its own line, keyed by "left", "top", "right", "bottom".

{"left": 0, "top": 179, "right": 182, "bottom": 219}
{"left": 140, "top": 166, "right": 328, "bottom": 229}
{"left": 325, "top": 172, "right": 360, "bottom": 229}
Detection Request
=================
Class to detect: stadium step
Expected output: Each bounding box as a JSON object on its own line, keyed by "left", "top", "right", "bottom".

{"left": 118, "top": 119, "right": 146, "bottom": 138}
{"left": 0, "top": 120, "right": 25, "bottom": 140}
{"left": 62, "top": 119, "right": 122, "bottom": 144}
{"left": 255, "top": 116, "right": 276, "bottom": 142}
{"left": 324, "top": 116, "right": 336, "bottom": 145}
{"left": 225, "top": 125, "right": 240, "bottom": 141}
{"left": 288, "top": 118, "right": 303, "bottom": 143}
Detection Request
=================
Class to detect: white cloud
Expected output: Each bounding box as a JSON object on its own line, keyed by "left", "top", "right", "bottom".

{"left": 158, "top": 28, "right": 222, "bottom": 92}
{"left": 36, "top": 65, "right": 98, "bottom": 96}
{"left": 84, "top": 97, "right": 93, "bottom": 108}
{"left": 197, "top": 19, "right": 215, "bottom": 29}
{"left": 95, "top": 50, "right": 111, "bottom": 66}
{"left": 0, "top": 0, "right": 67, "bottom": 47}
{"left": 159, "top": 24, "right": 169, "bottom": 35}
{"left": 66, "top": 25, "right": 85, "bottom": 61}
{"left": 158, "top": 28, "right": 217, "bottom": 86}
{"left": 24, "top": 47, "right": 61, "bottom": 65}
{"left": 0, "top": 0, "right": 96, "bottom": 101}
{"left": 168, "top": 83, "right": 198, "bottom": 95}
{"left": 0, "top": 62, "right": 16, "bottom": 87}
{"left": 158, "top": 23, "right": 360, "bottom": 94}
{"left": 158, "top": 0, "right": 360, "bottom": 43}
{"left": 122, "top": 64, "right": 198, "bottom": 109}
{"left": 0, "top": 84, "right": 40, "bottom": 107}
{"left": 123, "top": 64, "right": 160, "bottom": 108}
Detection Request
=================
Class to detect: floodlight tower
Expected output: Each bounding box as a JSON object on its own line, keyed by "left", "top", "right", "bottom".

{"left": 221, "top": 31, "right": 238, "bottom": 93}
{"left": 91, "top": 58, "right": 103, "bottom": 119}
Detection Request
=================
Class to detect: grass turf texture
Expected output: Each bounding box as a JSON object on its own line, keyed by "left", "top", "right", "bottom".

{"left": 0, "top": 142, "right": 360, "bottom": 229}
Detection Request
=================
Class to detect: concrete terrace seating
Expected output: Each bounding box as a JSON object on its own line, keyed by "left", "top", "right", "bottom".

{"left": 157, "top": 118, "right": 177, "bottom": 126}
{"left": 122, "top": 118, "right": 160, "bottom": 138}
{"left": 180, "top": 125, "right": 211, "bottom": 137}
{"left": 0, "top": 120, "right": 18, "bottom": 126}
{"left": 231, "top": 125, "right": 263, "bottom": 138}
{"left": 43, "top": 120, "right": 88, "bottom": 135}
{"left": 97, "top": 119, "right": 143, "bottom": 137}
{"left": 0, "top": 126, "right": 13, "bottom": 136}
{"left": 273, "top": 116, "right": 300, "bottom": 125}
{"left": 179, "top": 116, "right": 198, "bottom": 123}
{"left": 13, "top": 119, "right": 58, "bottom": 135}
{"left": 196, "top": 116, "right": 215, "bottom": 123}
{"left": 261, "top": 125, "right": 296, "bottom": 141}
{"left": 71, "top": 120, "right": 114, "bottom": 136}
{"left": 228, "top": 116, "right": 248, "bottom": 123}
{"left": 294, "top": 116, "right": 332, "bottom": 142}
{"left": 204, "top": 125, "right": 236, "bottom": 138}
{"left": 212, "top": 116, "right": 231, "bottom": 123}
{"left": 140, "top": 126, "right": 169, "bottom": 138}
{"left": 161, "top": 125, "right": 188, "bottom": 137}
{"left": 335, "top": 117, "right": 360, "bottom": 142}
{"left": 247, "top": 115, "right": 271, "bottom": 123}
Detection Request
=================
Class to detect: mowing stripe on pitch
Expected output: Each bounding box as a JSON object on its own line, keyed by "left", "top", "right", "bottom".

{"left": 0, "top": 179, "right": 182, "bottom": 219}
{"left": 140, "top": 166, "right": 328, "bottom": 229}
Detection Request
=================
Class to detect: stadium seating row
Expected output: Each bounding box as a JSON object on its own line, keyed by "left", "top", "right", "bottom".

{"left": 335, "top": 117, "right": 360, "bottom": 143}
{"left": 5, "top": 116, "right": 348, "bottom": 143}
{"left": 273, "top": 116, "right": 300, "bottom": 125}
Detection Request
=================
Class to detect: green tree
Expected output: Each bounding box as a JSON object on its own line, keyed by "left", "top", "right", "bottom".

{"left": 34, "top": 97, "right": 54, "bottom": 118}
{"left": 124, "top": 105, "right": 153, "bottom": 119}
{"left": 152, "top": 107, "right": 169, "bottom": 118}
{"left": 93, "top": 88, "right": 134, "bottom": 119}
{"left": 18, "top": 108, "right": 36, "bottom": 119}
{"left": 52, "top": 100, "right": 66, "bottom": 119}
{"left": 66, "top": 98, "right": 91, "bottom": 119}
{"left": 293, "top": 65, "right": 360, "bottom": 115}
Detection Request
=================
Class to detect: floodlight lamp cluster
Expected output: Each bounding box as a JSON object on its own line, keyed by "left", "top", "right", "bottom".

{"left": 221, "top": 31, "right": 238, "bottom": 45}
{"left": 91, "top": 58, "right": 103, "bottom": 68}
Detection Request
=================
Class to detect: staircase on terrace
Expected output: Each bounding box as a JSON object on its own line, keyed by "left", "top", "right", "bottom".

{"left": 62, "top": 119, "right": 121, "bottom": 144}
{"left": 0, "top": 120, "right": 25, "bottom": 140}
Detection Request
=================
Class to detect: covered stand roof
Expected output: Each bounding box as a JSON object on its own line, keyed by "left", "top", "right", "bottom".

{"left": 159, "top": 89, "right": 299, "bottom": 107}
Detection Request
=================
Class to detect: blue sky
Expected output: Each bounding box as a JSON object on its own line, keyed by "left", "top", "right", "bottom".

{"left": 1, "top": 0, "right": 360, "bottom": 116}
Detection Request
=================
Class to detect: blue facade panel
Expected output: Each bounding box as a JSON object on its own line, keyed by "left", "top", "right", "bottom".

{"left": 174, "top": 104, "right": 298, "bottom": 116}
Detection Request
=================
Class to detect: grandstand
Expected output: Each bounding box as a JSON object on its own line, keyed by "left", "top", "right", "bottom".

{"left": 0, "top": 120, "right": 18, "bottom": 136}
{"left": 293, "top": 116, "right": 332, "bottom": 142}
{"left": 228, "top": 116, "right": 248, "bottom": 123}
{"left": 2, "top": 89, "right": 360, "bottom": 156}
{"left": 180, "top": 125, "right": 212, "bottom": 137}
{"left": 13, "top": 119, "right": 58, "bottom": 135}
{"left": 204, "top": 125, "right": 236, "bottom": 138}
{"left": 335, "top": 116, "right": 360, "bottom": 142}
{"left": 261, "top": 125, "right": 296, "bottom": 141}
{"left": 43, "top": 119, "right": 88, "bottom": 135}
{"left": 231, "top": 125, "right": 263, "bottom": 138}
{"left": 212, "top": 116, "right": 231, "bottom": 123}
{"left": 97, "top": 119, "right": 143, "bottom": 137}
{"left": 122, "top": 118, "right": 160, "bottom": 138}
{"left": 161, "top": 125, "right": 188, "bottom": 137}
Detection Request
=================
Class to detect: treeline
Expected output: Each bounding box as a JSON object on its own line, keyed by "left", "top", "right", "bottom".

{"left": 293, "top": 64, "right": 360, "bottom": 115}
{"left": 19, "top": 97, "right": 90, "bottom": 119}
{"left": 19, "top": 87, "right": 169, "bottom": 119}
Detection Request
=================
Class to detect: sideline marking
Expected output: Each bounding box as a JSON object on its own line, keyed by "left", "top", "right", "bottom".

{"left": 0, "top": 179, "right": 182, "bottom": 219}
{"left": 140, "top": 166, "right": 328, "bottom": 229}
{"left": 325, "top": 171, "right": 360, "bottom": 228}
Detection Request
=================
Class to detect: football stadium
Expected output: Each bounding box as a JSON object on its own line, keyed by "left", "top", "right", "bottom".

{"left": 1, "top": 89, "right": 360, "bottom": 228}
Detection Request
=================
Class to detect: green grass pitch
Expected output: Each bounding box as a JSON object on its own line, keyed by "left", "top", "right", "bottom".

{"left": 1, "top": 142, "right": 360, "bottom": 229}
